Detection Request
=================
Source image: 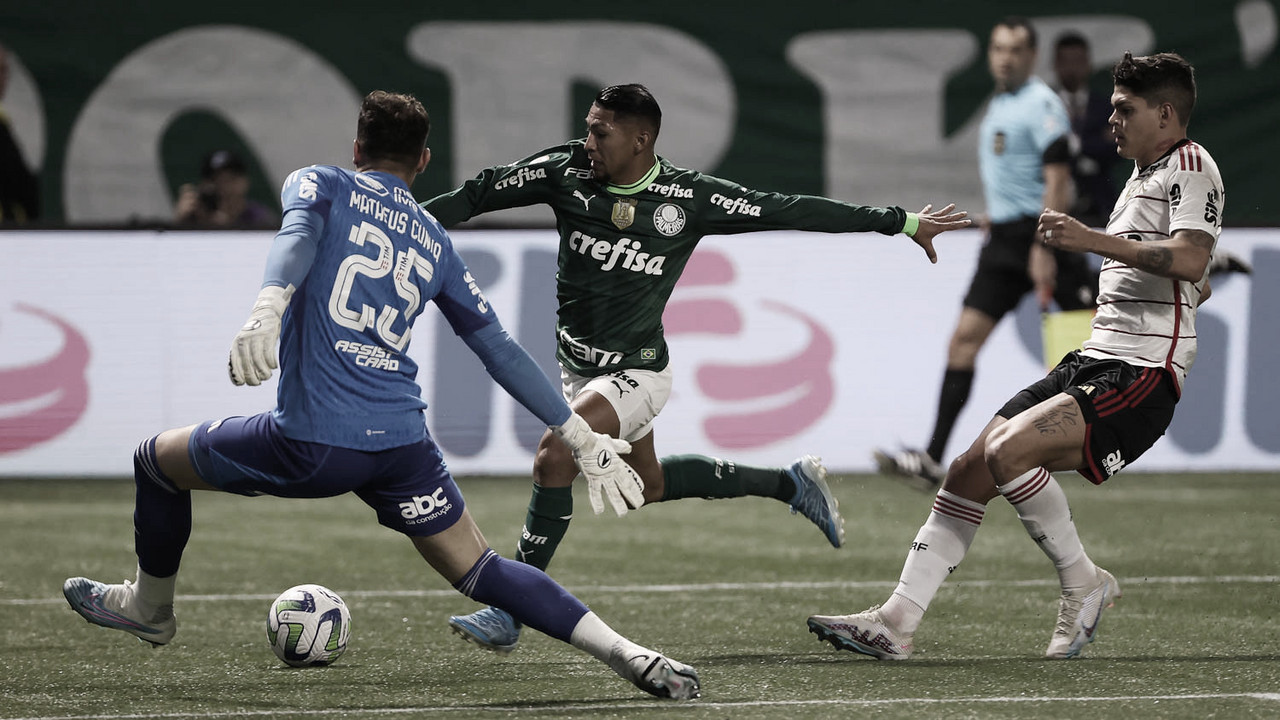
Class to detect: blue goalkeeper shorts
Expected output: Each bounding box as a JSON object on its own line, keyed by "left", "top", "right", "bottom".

{"left": 188, "top": 411, "right": 464, "bottom": 536}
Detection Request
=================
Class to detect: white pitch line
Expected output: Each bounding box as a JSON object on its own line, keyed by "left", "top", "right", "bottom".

{"left": 5, "top": 692, "right": 1280, "bottom": 720}
{"left": 5, "top": 574, "right": 1276, "bottom": 606}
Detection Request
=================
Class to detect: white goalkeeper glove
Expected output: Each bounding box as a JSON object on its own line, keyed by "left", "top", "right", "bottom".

{"left": 228, "top": 284, "right": 293, "bottom": 387}
{"left": 553, "top": 412, "right": 645, "bottom": 516}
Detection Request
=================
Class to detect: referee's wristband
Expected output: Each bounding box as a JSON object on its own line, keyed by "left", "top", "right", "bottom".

{"left": 901, "top": 212, "right": 920, "bottom": 238}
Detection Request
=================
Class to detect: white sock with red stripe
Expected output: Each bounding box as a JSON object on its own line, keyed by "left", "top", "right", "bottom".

{"left": 998, "top": 467, "right": 1098, "bottom": 591}
{"left": 881, "top": 489, "right": 985, "bottom": 635}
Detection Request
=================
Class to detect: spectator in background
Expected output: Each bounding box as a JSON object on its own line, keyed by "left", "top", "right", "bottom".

{"left": 0, "top": 42, "right": 40, "bottom": 224}
{"left": 874, "top": 17, "right": 1097, "bottom": 491}
{"left": 1053, "top": 32, "right": 1119, "bottom": 229}
{"left": 174, "top": 149, "right": 277, "bottom": 229}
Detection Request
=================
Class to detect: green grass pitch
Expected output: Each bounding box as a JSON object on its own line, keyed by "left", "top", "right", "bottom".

{"left": 2, "top": 471, "right": 1278, "bottom": 719}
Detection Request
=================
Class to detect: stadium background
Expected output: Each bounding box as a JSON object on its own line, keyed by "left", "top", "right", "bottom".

{"left": 1, "top": 2, "right": 1278, "bottom": 475}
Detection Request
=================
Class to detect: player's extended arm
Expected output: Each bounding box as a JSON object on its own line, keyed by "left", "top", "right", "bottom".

{"left": 460, "top": 323, "right": 645, "bottom": 515}
{"left": 905, "top": 204, "right": 971, "bottom": 263}
{"left": 695, "top": 177, "right": 968, "bottom": 262}
{"left": 228, "top": 208, "right": 321, "bottom": 386}
{"left": 421, "top": 147, "right": 566, "bottom": 227}
{"left": 1038, "top": 209, "right": 1213, "bottom": 282}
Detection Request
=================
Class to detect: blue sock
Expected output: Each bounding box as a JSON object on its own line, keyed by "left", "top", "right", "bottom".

{"left": 133, "top": 436, "right": 192, "bottom": 577}
{"left": 453, "top": 549, "right": 588, "bottom": 642}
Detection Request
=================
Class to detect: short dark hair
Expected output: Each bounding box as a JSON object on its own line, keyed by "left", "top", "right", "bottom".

{"left": 594, "top": 84, "right": 662, "bottom": 137}
{"left": 994, "top": 16, "right": 1038, "bottom": 50}
{"left": 356, "top": 91, "right": 430, "bottom": 167}
{"left": 1113, "top": 52, "right": 1197, "bottom": 125}
{"left": 1054, "top": 31, "right": 1089, "bottom": 54}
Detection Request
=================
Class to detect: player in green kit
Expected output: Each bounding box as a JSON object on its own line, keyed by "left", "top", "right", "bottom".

{"left": 423, "top": 83, "right": 971, "bottom": 653}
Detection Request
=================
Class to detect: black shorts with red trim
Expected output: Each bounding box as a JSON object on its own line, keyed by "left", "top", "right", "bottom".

{"left": 996, "top": 351, "right": 1178, "bottom": 484}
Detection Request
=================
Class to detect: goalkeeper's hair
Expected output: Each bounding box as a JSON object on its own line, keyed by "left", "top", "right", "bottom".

{"left": 594, "top": 84, "right": 662, "bottom": 138}
{"left": 357, "top": 91, "right": 430, "bottom": 168}
{"left": 1113, "top": 52, "right": 1197, "bottom": 127}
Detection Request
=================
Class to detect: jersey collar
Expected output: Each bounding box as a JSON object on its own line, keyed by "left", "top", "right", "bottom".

{"left": 606, "top": 159, "right": 660, "bottom": 196}
{"left": 1144, "top": 137, "right": 1191, "bottom": 170}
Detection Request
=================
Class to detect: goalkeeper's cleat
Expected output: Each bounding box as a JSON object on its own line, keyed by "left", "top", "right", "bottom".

{"left": 607, "top": 644, "right": 701, "bottom": 700}
{"left": 62, "top": 577, "right": 176, "bottom": 647}
{"left": 447, "top": 606, "right": 522, "bottom": 654}
{"left": 807, "top": 606, "right": 913, "bottom": 660}
{"left": 786, "top": 455, "right": 845, "bottom": 548}
{"left": 1045, "top": 567, "right": 1121, "bottom": 659}
{"left": 873, "top": 447, "right": 945, "bottom": 493}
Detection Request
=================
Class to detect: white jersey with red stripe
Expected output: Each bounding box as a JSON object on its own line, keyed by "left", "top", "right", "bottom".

{"left": 1081, "top": 139, "right": 1224, "bottom": 393}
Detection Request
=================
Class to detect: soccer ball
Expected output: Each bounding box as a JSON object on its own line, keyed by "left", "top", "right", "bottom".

{"left": 266, "top": 584, "right": 351, "bottom": 667}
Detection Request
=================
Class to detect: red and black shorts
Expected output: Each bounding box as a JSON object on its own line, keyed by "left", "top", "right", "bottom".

{"left": 996, "top": 351, "right": 1178, "bottom": 484}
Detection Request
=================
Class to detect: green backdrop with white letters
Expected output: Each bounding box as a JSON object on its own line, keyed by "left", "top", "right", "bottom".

{"left": 3, "top": 1, "right": 1276, "bottom": 225}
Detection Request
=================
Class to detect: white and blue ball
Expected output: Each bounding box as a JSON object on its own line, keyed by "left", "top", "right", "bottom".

{"left": 266, "top": 584, "right": 351, "bottom": 667}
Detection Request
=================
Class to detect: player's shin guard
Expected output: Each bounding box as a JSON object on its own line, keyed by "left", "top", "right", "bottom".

{"left": 453, "top": 549, "right": 589, "bottom": 643}
{"left": 516, "top": 484, "right": 573, "bottom": 572}
{"left": 658, "top": 454, "right": 789, "bottom": 502}
{"left": 999, "top": 467, "right": 1097, "bottom": 590}
{"left": 133, "top": 436, "right": 192, "bottom": 579}
{"left": 884, "top": 489, "right": 984, "bottom": 633}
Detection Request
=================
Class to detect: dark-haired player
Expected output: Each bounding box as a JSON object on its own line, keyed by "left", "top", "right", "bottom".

{"left": 423, "top": 82, "right": 970, "bottom": 653}
{"left": 63, "top": 91, "right": 699, "bottom": 700}
{"left": 810, "top": 51, "right": 1222, "bottom": 661}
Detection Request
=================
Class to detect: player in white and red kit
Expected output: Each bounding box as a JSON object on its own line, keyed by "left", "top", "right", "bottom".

{"left": 809, "top": 51, "right": 1221, "bottom": 661}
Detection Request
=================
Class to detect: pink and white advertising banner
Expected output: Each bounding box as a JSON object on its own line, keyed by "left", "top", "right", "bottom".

{"left": 1, "top": 229, "right": 1276, "bottom": 476}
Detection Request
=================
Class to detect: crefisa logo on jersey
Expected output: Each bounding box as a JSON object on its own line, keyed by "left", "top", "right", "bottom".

{"left": 494, "top": 166, "right": 547, "bottom": 190}
{"left": 647, "top": 181, "right": 693, "bottom": 199}
{"left": 653, "top": 203, "right": 686, "bottom": 236}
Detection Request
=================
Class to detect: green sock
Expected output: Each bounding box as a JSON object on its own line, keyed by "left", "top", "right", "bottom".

{"left": 514, "top": 484, "right": 574, "bottom": 572}
{"left": 658, "top": 454, "right": 794, "bottom": 503}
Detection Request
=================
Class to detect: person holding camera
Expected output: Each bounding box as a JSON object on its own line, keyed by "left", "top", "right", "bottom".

{"left": 174, "top": 149, "right": 277, "bottom": 229}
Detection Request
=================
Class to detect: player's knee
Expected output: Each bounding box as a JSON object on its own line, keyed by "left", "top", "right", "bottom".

{"left": 946, "top": 335, "right": 982, "bottom": 366}
{"left": 982, "top": 425, "right": 1024, "bottom": 484}
{"left": 134, "top": 435, "right": 182, "bottom": 494}
{"left": 532, "top": 439, "right": 577, "bottom": 487}
{"left": 639, "top": 466, "right": 664, "bottom": 504}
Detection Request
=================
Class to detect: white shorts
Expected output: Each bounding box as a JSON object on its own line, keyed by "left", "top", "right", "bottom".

{"left": 560, "top": 365, "right": 673, "bottom": 442}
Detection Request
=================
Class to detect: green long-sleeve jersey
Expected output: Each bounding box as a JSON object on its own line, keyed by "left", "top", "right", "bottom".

{"left": 422, "top": 140, "right": 908, "bottom": 377}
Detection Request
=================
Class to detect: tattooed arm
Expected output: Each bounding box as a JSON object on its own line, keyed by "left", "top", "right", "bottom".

{"left": 1038, "top": 209, "right": 1213, "bottom": 282}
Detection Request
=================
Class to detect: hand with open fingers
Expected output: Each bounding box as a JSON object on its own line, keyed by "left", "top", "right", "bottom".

{"left": 553, "top": 412, "right": 645, "bottom": 515}
{"left": 228, "top": 285, "right": 292, "bottom": 386}
{"left": 909, "top": 203, "right": 971, "bottom": 263}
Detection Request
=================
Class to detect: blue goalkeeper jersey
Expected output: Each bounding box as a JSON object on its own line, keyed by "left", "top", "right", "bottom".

{"left": 273, "top": 165, "right": 496, "bottom": 450}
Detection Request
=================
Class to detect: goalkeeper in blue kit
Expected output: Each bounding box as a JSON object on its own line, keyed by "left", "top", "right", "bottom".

{"left": 422, "top": 83, "right": 971, "bottom": 653}
{"left": 62, "top": 91, "right": 698, "bottom": 700}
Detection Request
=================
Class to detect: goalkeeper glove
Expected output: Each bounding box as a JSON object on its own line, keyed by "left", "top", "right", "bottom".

{"left": 228, "top": 284, "right": 293, "bottom": 386}
{"left": 553, "top": 412, "right": 645, "bottom": 516}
